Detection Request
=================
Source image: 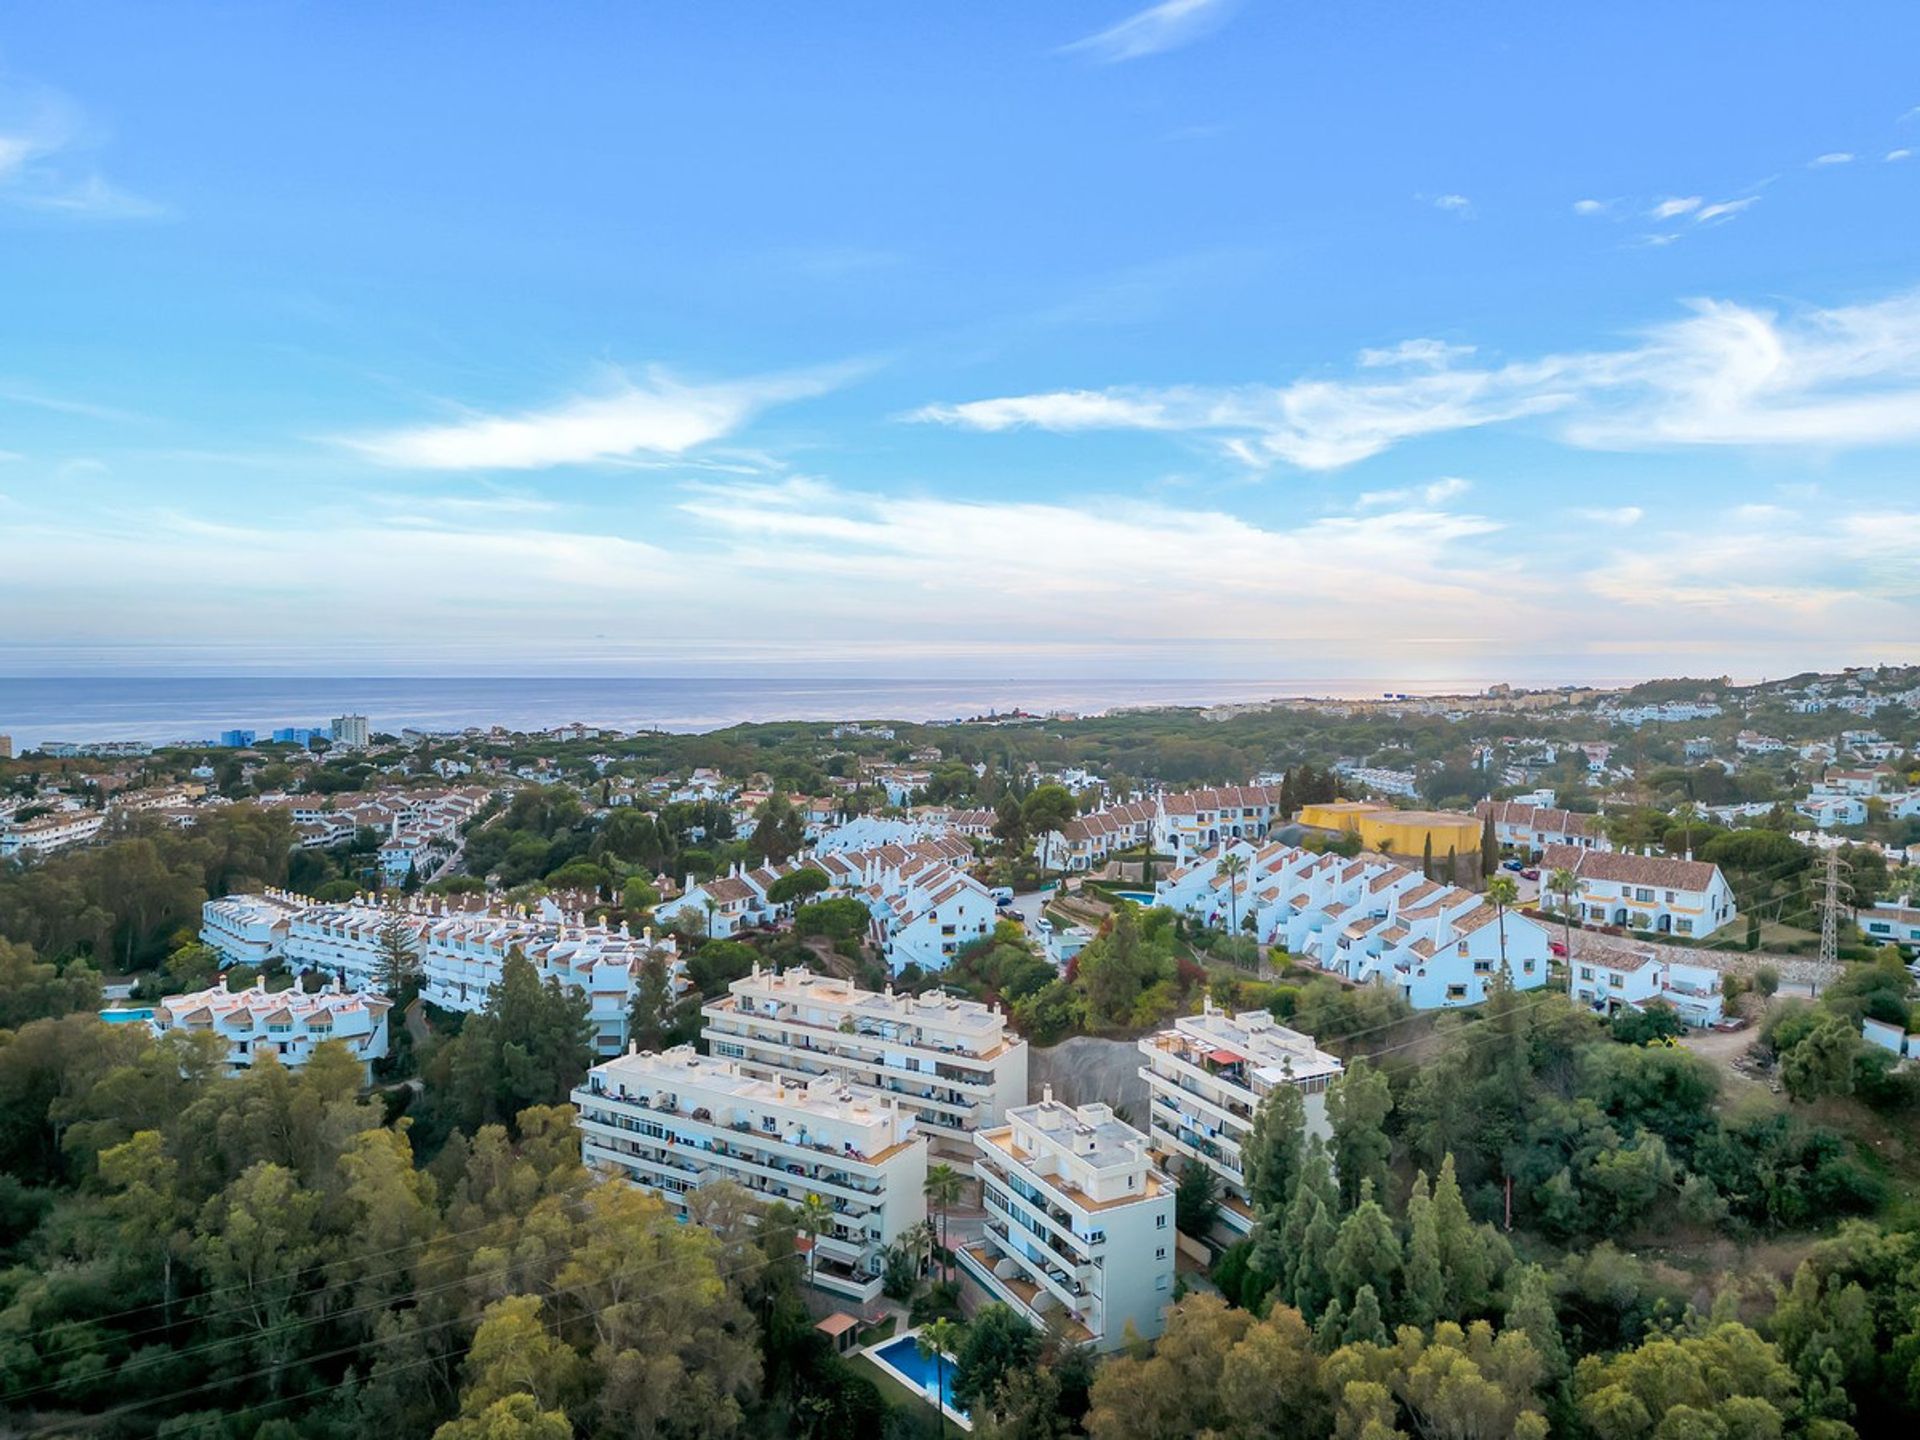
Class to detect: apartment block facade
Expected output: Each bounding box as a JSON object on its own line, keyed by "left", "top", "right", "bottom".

{"left": 573, "top": 1047, "right": 927, "bottom": 1303}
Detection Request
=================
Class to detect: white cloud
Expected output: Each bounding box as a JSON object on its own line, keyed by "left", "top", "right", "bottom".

{"left": 342, "top": 365, "right": 845, "bottom": 470}
{"left": 1576, "top": 505, "right": 1644, "bottom": 527}
{"left": 1650, "top": 196, "right": 1702, "bottom": 220}
{"left": 1694, "top": 197, "right": 1758, "bottom": 223}
{"left": 1889, "top": 149, "right": 1913, "bottom": 162}
{"left": 1433, "top": 194, "right": 1473, "bottom": 215}
{"left": 0, "top": 86, "right": 161, "bottom": 219}
{"left": 1358, "top": 477, "right": 1472, "bottom": 508}
{"left": 1573, "top": 199, "right": 1609, "bottom": 216}
{"left": 1060, "top": 0, "right": 1232, "bottom": 64}
{"left": 1358, "top": 339, "right": 1476, "bottom": 369}
{"left": 911, "top": 285, "right": 1920, "bottom": 468}
{"left": 1812, "top": 152, "right": 1854, "bottom": 166}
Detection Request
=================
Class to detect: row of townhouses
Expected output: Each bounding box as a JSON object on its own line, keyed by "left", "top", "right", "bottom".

{"left": 1474, "top": 799, "right": 1610, "bottom": 855}
{"left": 1039, "top": 785, "right": 1293, "bottom": 872}
{"left": 656, "top": 836, "right": 997, "bottom": 974}
{"left": 201, "top": 889, "right": 682, "bottom": 1056}
{"left": 1153, "top": 839, "right": 1555, "bottom": 1009}
{"left": 152, "top": 979, "right": 392, "bottom": 1078}
{"left": 1538, "top": 846, "right": 1739, "bottom": 939}
{"left": 1567, "top": 942, "right": 1725, "bottom": 1027}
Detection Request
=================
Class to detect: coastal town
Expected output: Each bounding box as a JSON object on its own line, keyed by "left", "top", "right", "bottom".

{"left": 5, "top": 663, "right": 1920, "bottom": 1430}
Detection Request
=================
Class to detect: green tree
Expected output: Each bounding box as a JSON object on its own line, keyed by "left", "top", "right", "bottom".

{"left": 924, "top": 1162, "right": 966, "bottom": 1281}
{"left": 1022, "top": 786, "right": 1077, "bottom": 869}
{"left": 1242, "top": 1080, "right": 1306, "bottom": 1213}
{"left": 1327, "top": 1056, "right": 1393, "bottom": 1210}
{"left": 1481, "top": 811, "right": 1499, "bottom": 878}
{"left": 1573, "top": 1321, "right": 1799, "bottom": 1440}
{"left": 0, "top": 937, "right": 102, "bottom": 1029}
{"left": 625, "top": 948, "right": 676, "bottom": 1052}
{"left": 767, "top": 867, "right": 830, "bottom": 906}
{"left": 1330, "top": 1180, "right": 1401, "bottom": 1311}
{"left": 376, "top": 895, "right": 422, "bottom": 1001}
{"left": 1215, "top": 851, "right": 1248, "bottom": 937}
{"left": 1402, "top": 1170, "right": 1446, "bottom": 1328}
{"left": 1486, "top": 873, "right": 1520, "bottom": 975}
{"left": 919, "top": 1315, "right": 962, "bottom": 1437}
{"left": 951, "top": 1303, "right": 1039, "bottom": 1413}
{"left": 1175, "top": 1158, "right": 1220, "bottom": 1237}
{"left": 428, "top": 948, "right": 595, "bottom": 1137}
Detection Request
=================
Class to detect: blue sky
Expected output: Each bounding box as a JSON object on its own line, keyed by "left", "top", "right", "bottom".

{"left": 3, "top": 0, "right": 1918, "bottom": 685}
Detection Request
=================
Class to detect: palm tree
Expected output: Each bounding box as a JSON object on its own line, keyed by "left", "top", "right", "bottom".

{"left": 918, "top": 1315, "right": 961, "bottom": 1437}
{"left": 1486, "top": 873, "right": 1519, "bottom": 974}
{"left": 1548, "top": 866, "right": 1579, "bottom": 965}
{"left": 923, "top": 1163, "right": 965, "bottom": 1282}
{"left": 798, "top": 1192, "right": 831, "bottom": 1295}
{"left": 1671, "top": 801, "right": 1703, "bottom": 858}
{"left": 1215, "top": 851, "right": 1248, "bottom": 938}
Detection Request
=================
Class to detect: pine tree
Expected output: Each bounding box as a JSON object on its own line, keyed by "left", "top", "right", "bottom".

{"left": 1291, "top": 1197, "right": 1338, "bottom": 1320}
{"left": 1330, "top": 1179, "right": 1401, "bottom": 1311}
{"left": 1431, "top": 1153, "right": 1493, "bottom": 1315}
{"left": 376, "top": 898, "right": 422, "bottom": 1001}
{"left": 1344, "top": 1284, "right": 1389, "bottom": 1347}
{"left": 1481, "top": 812, "right": 1499, "bottom": 878}
{"left": 1422, "top": 833, "right": 1435, "bottom": 882}
{"left": 1327, "top": 1057, "right": 1393, "bottom": 1211}
{"left": 626, "top": 951, "right": 675, "bottom": 1052}
{"left": 1503, "top": 1262, "right": 1567, "bottom": 1381}
{"left": 1312, "top": 1296, "right": 1346, "bottom": 1354}
{"left": 1243, "top": 1082, "right": 1306, "bottom": 1213}
{"left": 1403, "top": 1170, "right": 1446, "bottom": 1328}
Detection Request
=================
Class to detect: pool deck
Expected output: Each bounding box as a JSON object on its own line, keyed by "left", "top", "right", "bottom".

{"left": 862, "top": 1327, "right": 973, "bottom": 1432}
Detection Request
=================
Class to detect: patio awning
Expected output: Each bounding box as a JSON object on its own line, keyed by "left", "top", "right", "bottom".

{"left": 1208, "top": 1048, "right": 1244, "bottom": 1065}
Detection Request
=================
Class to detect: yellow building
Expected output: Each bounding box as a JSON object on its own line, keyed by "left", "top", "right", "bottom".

{"left": 1296, "top": 800, "right": 1482, "bottom": 859}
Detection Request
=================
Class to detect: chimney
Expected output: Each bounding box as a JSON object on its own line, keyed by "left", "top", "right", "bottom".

{"left": 1042, "top": 1083, "right": 1054, "bottom": 1105}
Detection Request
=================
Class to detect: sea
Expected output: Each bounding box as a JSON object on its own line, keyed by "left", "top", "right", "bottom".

{"left": 0, "top": 674, "right": 1538, "bottom": 752}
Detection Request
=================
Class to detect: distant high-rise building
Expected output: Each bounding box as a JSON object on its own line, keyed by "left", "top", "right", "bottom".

{"left": 329, "top": 714, "right": 370, "bottom": 748}
{"left": 271, "top": 725, "right": 326, "bottom": 745}
{"left": 217, "top": 729, "right": 257, "bottom": 748}
{"left": 0, "top": 734, "right": 12, "bottom": 760}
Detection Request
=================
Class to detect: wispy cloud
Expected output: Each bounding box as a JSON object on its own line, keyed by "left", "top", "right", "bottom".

{"left": 1650, "top": 196, "right": 1701, "bottom": 220}
{"left": 1694, "top": 197, "right": 1758, "bottom": 223}
{"left": 1576, "top": 505, "right": 1644, "bottom": 527}
{"left": 1572, "top": 198, "right": 1610, "bottom": 216}
{"left": 1811, "top": 151, "right": 1854, "bottom": 166}
{"left": 1357, "top": 477, "right": 1472, "bottom": 508}
{"left": 1358, "top": 339, "right": 1476, "bottom": 369}
{"left": 340, "top": 364, "right": 850, "bottom": 471}
{"left": 1889, "top": 149, "right": 1913, "bottom": 162}
{"left": 1432, "top": 194, "right": 1473, "bottom": 216}
{"left": 1060, "top": 0, "right": 1234, "bottom": 64}
{"left": 0, "top": 84, "right": 162, "bottom": 219}
{"left": 0, "top": 380, "right": 143, "bottom": 423}
{"left": 911, "top": 286, "right": 1920, "bottom": 469}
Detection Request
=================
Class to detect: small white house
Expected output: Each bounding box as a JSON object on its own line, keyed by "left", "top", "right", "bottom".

{"left": 1570, "top": 948, "right": 1723, "bottom": 1027}
{"left": 152, "top": 980, "right": 392, "bottom": 1077}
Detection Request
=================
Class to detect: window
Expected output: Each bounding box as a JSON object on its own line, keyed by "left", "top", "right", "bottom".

{"left": 1676, "top": 919, "right": 1694, "bottom": 935}
{"left": 1446, "top": 984, "right": 1468, "bottom": 999}
{"left": 1155, "top": 1213, "right": 1167, "bottom": 1229}
{"left": 1156, "top": 1247, "right": 1167, "bottom": 1261}
{"left": 1579, "top": 967, "right": 1594, "bottom": 980}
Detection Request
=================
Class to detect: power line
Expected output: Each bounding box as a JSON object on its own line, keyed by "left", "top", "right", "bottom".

{"left": 10, "top": 1229, "right": 787, "bottom": 1434}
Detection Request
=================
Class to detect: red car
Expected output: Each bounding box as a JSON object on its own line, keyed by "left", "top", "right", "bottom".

{"left": 1549, "top": 941, "right": 1568, "bottom": 958}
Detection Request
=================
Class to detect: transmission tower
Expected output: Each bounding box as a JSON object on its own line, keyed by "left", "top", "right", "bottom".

{"left": 1814, "top": 848, "right": 1851, "bottom": 997}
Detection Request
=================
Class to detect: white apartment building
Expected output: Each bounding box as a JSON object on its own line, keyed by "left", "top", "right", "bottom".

{"left": 1475, "top": 799, "right": 1609, "bottom": 856}
{"left": 702, "top": 964, "right": 1027, "bottom": 1162}
{"left": 1569, "top": 945, "right": 1723, "bottom": 1027}
{"left": 153, "top": 979, "right": 391, "bottom": 1078}
{"left": 1154, "top": 839, "right": 1553, "bottom": 1010}
{"left": 1037, "top": 798, "right": 1158, "bottom": 872}
{"left": 1335, "top": 764, "right": 1419, "bottom": 798}
{"left": 211, "top": 890, "right": 682, "bottom": 1056}
{"left": 573, "top": 1047, "right": 926, "bottom": 1303}
{"left": 329, "top": 714, "right": 370, "bottom": 749}
{"left": 0, "top": 810, "right": 105, "bottom": 858}
{"left": 961, "top": 1092, "right": 1175, "bottom": 1351}
{"left": 1861, "top": 900, "right": 1920, "bottom": 952}
{"left": 1797, "top": 796, "right": 1867, "bottom": 829}
{"left": 201, "top": 889, "right": 315, "bottom": 967}
{"left": 1137, "top": 1000, "right": 1342, "bottom": 1233}
{"left": 1152, "top": 785, "right": 1289, "bottom": 864}
{"left": 1540, "top": 845, "right": 1738, "bottom": 939}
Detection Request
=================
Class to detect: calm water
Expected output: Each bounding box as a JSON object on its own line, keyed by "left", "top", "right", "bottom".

{"left": 872, "top": 1335, "right": 966, "bottom": 1418}
{"left": 0, "top": 674, "right": 1529, "bottom": 751}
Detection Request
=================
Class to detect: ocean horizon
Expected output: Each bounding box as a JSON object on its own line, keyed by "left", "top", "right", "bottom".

{"left": 0, "top": 673, "right": 1611, "bottom": 751}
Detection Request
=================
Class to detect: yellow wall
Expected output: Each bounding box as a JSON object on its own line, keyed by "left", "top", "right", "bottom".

{"left": 1298, "top": 801, "right": 1482, "bottom": 858}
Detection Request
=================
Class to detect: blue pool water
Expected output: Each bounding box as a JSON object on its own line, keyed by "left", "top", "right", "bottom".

{"left": 100, "top": 1008, "right": 155, "bottom": 1024}
{"left": 1110, "top": 889, "right": 1156, "bottom": 904}
{"left": 874, "top": 1336, "right": 966, "bottom": 1418}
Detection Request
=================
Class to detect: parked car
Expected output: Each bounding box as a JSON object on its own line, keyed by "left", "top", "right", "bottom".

{"left": 1501, "top": 859, "right": 1524, "bottom": 872}
{"left": 1522, "top": 867, "right": 1540, "bottom": 881}
{"left": 1550, "top": 941, "right": 1568, "bottom": 958}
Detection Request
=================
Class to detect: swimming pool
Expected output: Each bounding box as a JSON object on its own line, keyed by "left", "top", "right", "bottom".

{"left": 100, "top": 1008, "right": 155, "bottom": 1024}
{"left": 1110, "top": 889, "right": 1156, "bottom": 904}
{"left": 870, "top": 1334, "right": 969, "bottom": 1425}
